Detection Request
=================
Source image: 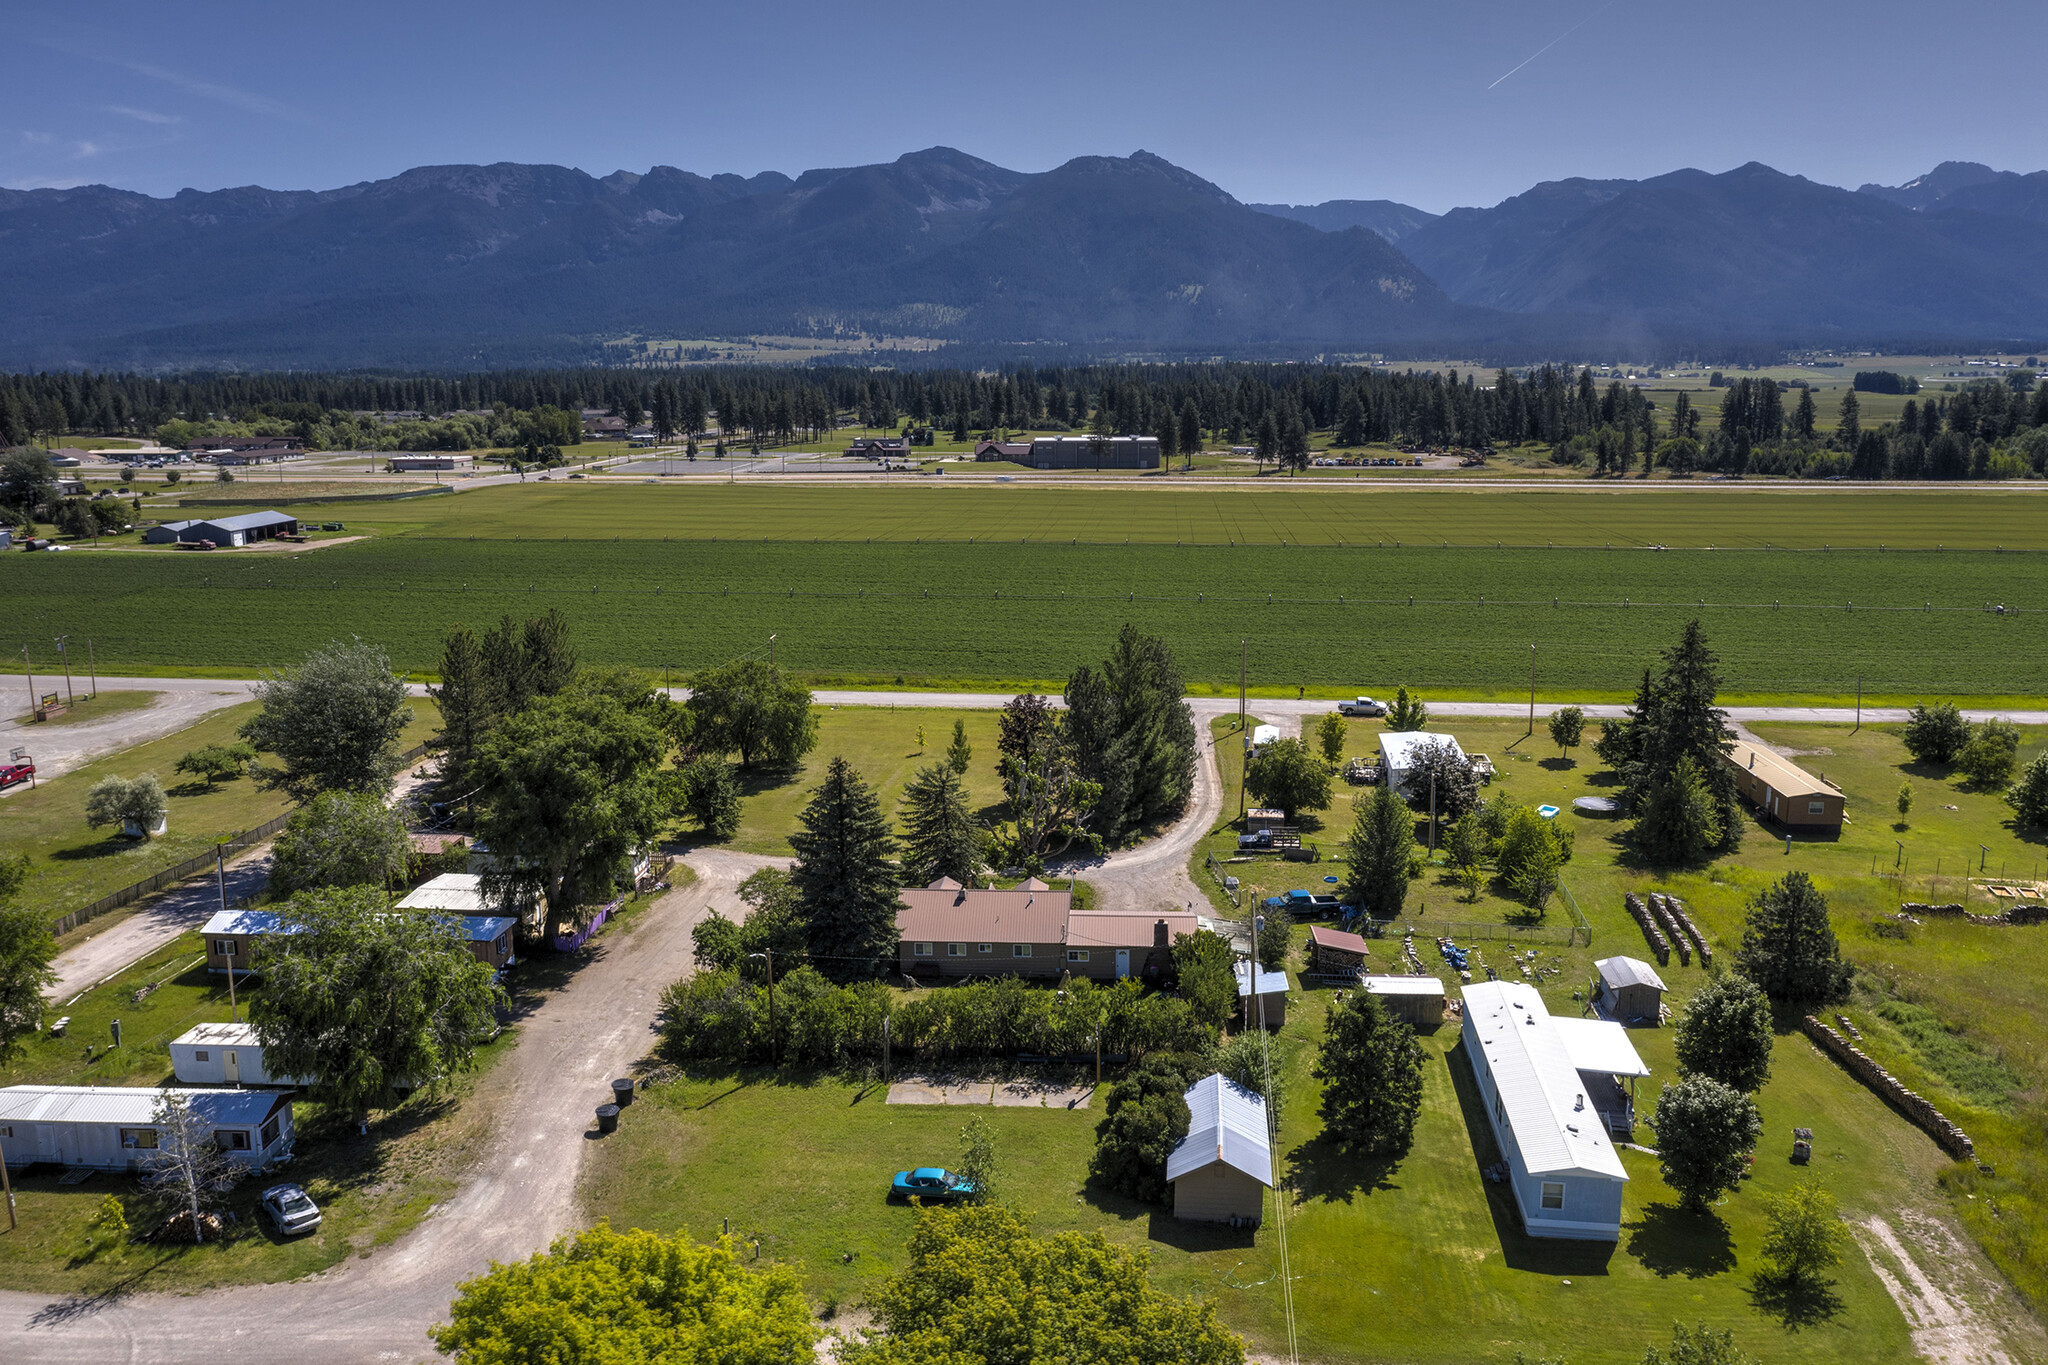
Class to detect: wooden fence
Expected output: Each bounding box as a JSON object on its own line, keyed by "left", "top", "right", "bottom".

{"left": 48, "top": 740, "right": 434, "bottom": 936}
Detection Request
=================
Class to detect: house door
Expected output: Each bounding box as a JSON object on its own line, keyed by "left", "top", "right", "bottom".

{"left": 224, "top": 1050, "right": 240, "bottom": 1084}
{"left": 1115, "top": 950, "right": 1130, "bottom": 979}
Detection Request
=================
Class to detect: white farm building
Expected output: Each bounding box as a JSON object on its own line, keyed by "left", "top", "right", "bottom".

{"left": 1167, "top": 1073, "right": 1273, "bottom": 1224}
{"left": 1459, "top": 981, "right": 1650, "bottom": 1241}
{"left": 1377, "top": 731, "right": 1467, "bottom": 800}
{"left": 0, "top": 1085, "right": 295, "bottom": 1172}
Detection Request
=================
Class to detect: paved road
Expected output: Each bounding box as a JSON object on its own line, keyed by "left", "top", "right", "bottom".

{"left": 0, "top": 844, "right": 778, "bottom": 1363}
{"left": 48, "top": 847, "right": 271, "bottom": 1003}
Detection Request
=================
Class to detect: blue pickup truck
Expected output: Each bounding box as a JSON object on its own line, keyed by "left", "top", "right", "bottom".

{"left": 1263, "top": 889, "right": 1344, "bottom": 917}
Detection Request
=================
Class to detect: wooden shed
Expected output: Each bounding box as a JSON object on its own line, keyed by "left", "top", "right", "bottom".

{"left": 1592, "top": 957, "right": 1666, "bottom": 1026}
{"left": 1308, "top": 925, "right": 1372, "bottom": 976}
{"left": 1168, "top": 1074, "right": 1272, "bottom": 1224}
{"left": 1360, "top": 975, "right": 1447, "bottom": 1027}
{"left": 1233, "top": 963, "right": 1290, "bottom": 1030}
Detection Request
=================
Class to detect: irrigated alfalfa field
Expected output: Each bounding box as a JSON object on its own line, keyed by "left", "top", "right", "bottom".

{"left": 6, "top": 482, "right": 2044, "bottom": 698}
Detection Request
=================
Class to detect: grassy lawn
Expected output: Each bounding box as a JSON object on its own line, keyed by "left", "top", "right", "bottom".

{"left": 10, "top": 689, "right": 160, "bottom": 726}
{"left": 709, "top": 705, "right": 1013, "bottom": 858}
{"left": 0, "top": 935, "right": 518, "bottom": 1296}
{"left": 0, "top": 699, "right": 442, "bottom": 927}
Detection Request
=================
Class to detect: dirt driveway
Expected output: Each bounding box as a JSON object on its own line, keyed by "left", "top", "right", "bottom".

{"left": 0, "top": 845, "right": 782, "bottom": 1363}
{"left": 0, "top": 684, "right": 254, "bottom": 794}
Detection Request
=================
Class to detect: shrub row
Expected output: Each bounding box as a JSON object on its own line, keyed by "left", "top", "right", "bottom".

{"left": 657, "top": 968, "right": 1215, "bottom": 1068}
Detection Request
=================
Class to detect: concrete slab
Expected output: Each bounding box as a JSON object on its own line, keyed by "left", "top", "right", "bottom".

{"left": 942, "top": 1082, "right": 995, "bottom": 1105}
{"left": 885, "top": 1078, "right": 948, "bottom": 1105}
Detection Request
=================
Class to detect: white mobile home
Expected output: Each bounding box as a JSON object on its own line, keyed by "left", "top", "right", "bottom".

{"left": 1167, "top": 1074, "right": 1272, "bottom": 1224}
{"left": 0, "top": 1085, "right": 294, "bottom": 1172}
{"left": 1377, "top": 731, "right": 1467, "bottom": 801}
{"left": 1459, "top": 981, "right": 1648, "bottom": 1241}
{"left": 169, "top": 1022, "right": 307, "bottom": 1087}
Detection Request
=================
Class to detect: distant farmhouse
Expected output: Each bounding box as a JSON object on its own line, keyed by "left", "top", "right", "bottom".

{"left": 896, "top": 877, "right": 1195, "bottom": 982}
{"left": 1724, "top": 740, "right": 1845, "bottom": 832}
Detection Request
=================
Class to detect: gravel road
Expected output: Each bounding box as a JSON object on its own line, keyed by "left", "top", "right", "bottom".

{"left": 0, "top": 845, "right": 780, "bottom": 1363}
{"left": 0, "top": 684, "right": 254, "bottom": 795}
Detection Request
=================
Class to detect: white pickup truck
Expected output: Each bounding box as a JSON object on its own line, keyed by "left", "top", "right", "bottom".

{"left": 1337, "top": 696, "right": 1386, "bottom": 717}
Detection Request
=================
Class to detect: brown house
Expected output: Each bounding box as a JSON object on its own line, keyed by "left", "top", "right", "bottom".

{"left": 894, "top": 879, "right": 1196, "bottom": 981}
{"left": 972, "top": 439, "right": 1032, "bottom": 461}
{"left": 1723, "top": 740, "right": 1845, "bottom": 831}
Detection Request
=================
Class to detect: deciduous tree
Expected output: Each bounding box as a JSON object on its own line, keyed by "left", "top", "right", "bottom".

{"left": 1315, "top": 711, "right": 1347, "bottom": 766}
{"left": 85, "top": 773, "right": 167, "bottom": 838}
{"left": 1314, "top": 992, "right": 1425, "bottom": 1155}
{"left": 677, "top": 754, "right": 742, "bottom": 840}
{"left": 1759, "top": 1179, "right": 1846, "bottom": 1287}
{"left": 268, "top": 790, "right": 411, "bottom": 896}
{"left": 1900, "top": 702, "right": 1972, "bottom": 765}
{"left": 430, "top": 1223, "right": 818, "bottom": 1365}
{"left": 2009, "top": 753, "right": 2048, "bottom": 827}
{"left": 0, "top": 856, "right": 57, "bottom": 1064}
{"left": 1649, "top": 1075, "right": 1760, "bottom": 1211}
{"left": 240, "top": 637, "right": 412, "bottom": 801}
{"left": 1171, "top": 928, "right": 1239, "bottom": 1031}
{"left": 1090, "top": 1055, "right": 1201, "bottom": 1204}
{"left": 1245, "top": 736, "right": 1334, "bottom": 822}
{"left": 1547, "top": 705, "right": 1584, "bottom": 758}
{"left": 251, "top": 886, "right": 505, "bottom": 1117}
{"left": 142, "top": 1093, "right": 243, "bottom": 1244}
{"left": 1673, "top": 973, "right": 1774, "bottom": 1093}
{"left": 173, "top": 742, "right": 256, "bottom": 788}
{"left": 684, "top": 659, "right": 818, "bottom": 770}
{"left": 1641, "top": 1322, "right": 1758, "bottom": 1365}
{"left": 1957, "top": 718, "right": 2021, "bottom": 788}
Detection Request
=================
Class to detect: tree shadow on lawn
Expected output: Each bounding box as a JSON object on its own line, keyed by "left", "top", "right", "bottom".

{"left": 1624, "top": 1200, "right": 1737, "bottom": 1278}
{"left": 1445, "top": 1040, "right": 1616, "bottom": 1277}
{"left": 1285, "top": 1132, "right": 1402, "bottom": 1206}
{"left": 50, "top": 836, "right": 145, "bottom": 862}
{"left": 1748, "top": 1269, "right": 1845, "bottom": 1329}
{"left": 1538, "top": 757, "right": 1578, "bottom": 772}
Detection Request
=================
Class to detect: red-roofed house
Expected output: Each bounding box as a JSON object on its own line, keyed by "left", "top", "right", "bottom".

{"left": 895, "top": 878, "right": 1196, "bottom": 981}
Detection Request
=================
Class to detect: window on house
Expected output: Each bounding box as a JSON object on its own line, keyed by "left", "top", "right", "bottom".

{"left": 913, "top": 942, "right": 933, "bottom": 957}
{"left": 0, "top": 1125, "right": 11, "bottom": 1139}
{"left": 977, "top": 943, "right": 992, "bottom": 954}
{"left": 1808, "top": 801, "right": 1826, "bottom": 815}
{"left": 215, "top": 1129, "right": 252, "bottom": 1151}
{"left": 1012, "top": 944, "right": 1032, "bottom": 958}
{"left": 194, "top": 1051, "right": 210, "bottom": 1062}
{"left": 120, "top": 1128, "right": 159, "bottom": 1150}
{"left": 1541, "top": 1182, "right": 1565, "bottom": 1210}
{"left": 215, "top": 940, "right": 236, "bottom": 956}
{"left": 260, "top": 1116, "right": 281, "bottom": 1148}
{"left": 1067, "top": 949, "right": 1089, "bottom": 962}
{"left": 947, "top": 943, "right": 966, "bottom": 957}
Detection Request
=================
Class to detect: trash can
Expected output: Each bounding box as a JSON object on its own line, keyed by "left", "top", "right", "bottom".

{"left": 611, "top": 1078, "right": 635, "bottom": 1107}
{"left": 595, "top": 1103, "right": 620, "bottom": 1135}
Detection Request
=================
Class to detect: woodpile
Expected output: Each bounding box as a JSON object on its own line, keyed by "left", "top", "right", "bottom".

{"left": 1658, "top": 893, "right": 1713, "bottom": 965}
{"left": 1647, "top": 893, "right": 1690, "bottom": 966}
{"left": 1900, "top": 900, "right": 2048, "bottom": 927}
{"left": 1802, "top": 1016, "right": 1974, "bottom": 1160}
{"left": 1623, "top": 893, "right": 1669, "bottom": 965}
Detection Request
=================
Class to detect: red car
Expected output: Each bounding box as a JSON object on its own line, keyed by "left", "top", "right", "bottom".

{"left": 0, "top": 760, "right": 33, "bottom": 791}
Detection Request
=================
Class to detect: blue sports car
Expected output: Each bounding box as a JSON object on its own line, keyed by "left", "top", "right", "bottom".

{"left": 891, "top": 1167, "right": 979, "bottom": 1202}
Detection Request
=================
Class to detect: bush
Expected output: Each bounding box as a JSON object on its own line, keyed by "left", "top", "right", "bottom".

{"left": 1900, "top": 702, "right": 1971, "bottom": 765}
{"left": 1650, "top": 1075, "right": 1760, "bottom": 1210}
{"left": 2010, "top": 753, "right": 2048, "bottom": 828}
{"left": 1672, "top": 973, "right": 1773, "bottom": 1093}
{"left": 1956, "top": 718, "right": 2021, "bottom": 788}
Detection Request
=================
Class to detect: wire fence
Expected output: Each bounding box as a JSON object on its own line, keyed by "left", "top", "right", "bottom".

{"left": 48, "top": 740, "right": 434, "bottom": 936}
{"left": 1204, "top": 853, "right": 1242, "bottom": 908}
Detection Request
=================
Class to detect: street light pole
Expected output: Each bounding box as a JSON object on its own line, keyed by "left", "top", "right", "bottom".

{"left": 1528, "top": 643, "right": 1536, "bottom": 736}
{"left": 750, "top": 951, "right": 777, "bottom": 1062}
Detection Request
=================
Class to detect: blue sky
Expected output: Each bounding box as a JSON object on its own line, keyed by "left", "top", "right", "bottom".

{"left": 6, "top": 0, "right": 2044, "bottom": 211}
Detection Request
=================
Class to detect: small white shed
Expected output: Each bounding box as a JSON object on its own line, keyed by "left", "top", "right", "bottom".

{"left": 1233, "top": 962, "right": 1291, "bottom": 1030}
{"left": 169, "top": 1022, "right": 307, "bottom": 1087}
{"left": 1377, "top": 731, "right": 1467, "bottom": 800}
{"left": 395, "top": 872, "right": 492, "bottom": 914}
{"left": 1168, "top": 1074, "right": 1273, "bottom": 1224}
{"left": 0, "top": 1085, "right": 294, "bottom": 1172}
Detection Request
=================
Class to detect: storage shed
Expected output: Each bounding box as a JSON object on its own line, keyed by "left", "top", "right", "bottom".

{"left": 1308, "top": 925, "right": 1372, "bottom": 976}
{"left": 1360, "top": 975, "right": 1447, "bottom": 1027}
{"left": 1167, "top": 1074, "right": 1272, "bottom": 1224}
{"left": 1592, "top": 956, "right": 1667, "bottom": 1026}
{"left": 451, "top": 915, "right": 518, "bottom": 971}
{"left": 141, "top": 510, "right": 298, "bottom": 547}
{"left": 1233, "top": 962, "right": 1290, "bottom": 1030}
{"left": 1722, "top": 740, "right": 1845, "bottom": 831}
{"left": 169, "top": 1022, "right": 307, "bottom": 1087}
{"left": 397, "top": 872, "right": 493, "bottom": 914}
{"left": 202, "top": 909, "right": 302, "bottom": 977}
{"left": 0, "top": 1085, "right": 294, "bottom": 1172}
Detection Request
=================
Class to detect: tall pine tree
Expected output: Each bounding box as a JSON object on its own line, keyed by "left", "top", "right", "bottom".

{"left": 789, "top": 757, "right": 901, "bottom": 978}
{"left": 1609, "top": 623, "right": 1745, "bottom": 859}
{"left": 898, "top": 763, "right": 981, "bottom": 886}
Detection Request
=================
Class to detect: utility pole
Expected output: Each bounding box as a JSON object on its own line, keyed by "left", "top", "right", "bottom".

{"left": 219, "top": 845, "right": 238, "bottom": 1023}
{"left": 1429, "top": 770, "right": 1439, "bottom": 855}
{"left": 1527, "top": 644, "right": 1536, "bottom": 736}
{"left": 1238, "top": 638, "right": 1247, "bottom": 731}
{"left": 0, "top": 1128, "right": 14, "bottom": 1229}
{"left": 750, "top": 951, "right": 777, "bottom": 1062}
{"left": 53, "top": 635, "right": 73, "bottom": 706}
{"left": 20, "top": 646, "right": 32, "bottom": 720}
{"left": 1854, "top": 677, "right": 1862, "bottom": 732}
{"left": 86, "top": 638, "right": 97, "bottom": 700}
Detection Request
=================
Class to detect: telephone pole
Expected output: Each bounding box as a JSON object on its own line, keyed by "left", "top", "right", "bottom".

{"left": 53, "top": 636, "right": 74, "bottom": 706}
{"left": 1527, "top": 644, "right": 1536, "bottom": 736}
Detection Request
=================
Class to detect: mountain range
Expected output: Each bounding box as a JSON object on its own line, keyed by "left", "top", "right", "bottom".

{"left": 2, "top": 149, "right": 2045, "bottom": 368}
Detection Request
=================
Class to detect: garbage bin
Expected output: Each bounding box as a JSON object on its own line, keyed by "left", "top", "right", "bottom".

{"left": 611, "top": 1078, "right": 635, "bottom": 1107}
{"left": 595, "top": 1103, "right": 620, "bottom": 1135}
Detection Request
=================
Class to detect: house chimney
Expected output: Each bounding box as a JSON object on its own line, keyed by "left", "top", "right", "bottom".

{"left": 1154, "top": 919, "right": 1170, "bottom": 949}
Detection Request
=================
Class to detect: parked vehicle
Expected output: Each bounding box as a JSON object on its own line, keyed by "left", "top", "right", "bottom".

{"left": 173, "top": 539, "right": 216, "bottom": 551}
{"left": 43, "top": 543, "right": 70, "bottom": 552}
{"left": 1264, "top": 889, "right": 1342, "bottom": 917}
{"left": 1238, "top": 827, "right": 1302, "bottom": 852}
{"left": 1337, "top": 696, "right": 1385, "bottom": 717}
{"left": 892, "top": 1167, "right": 978, "bottom": 1203}
{"left": 0, "top": 758, "right": 34, "bottom": 791}
{"left": 259, "top": 1183, "right": 322, "bottom": 1235}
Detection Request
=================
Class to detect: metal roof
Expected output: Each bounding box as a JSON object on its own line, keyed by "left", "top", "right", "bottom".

{"left": 445, "top": 915, "right": 517, "bottom": 942}
{"left": 194, "top": 510, "right": 297, "bottom": 533}
{"left": 171, "top": 1022, "right": 258, "bottom": 1049}
{"left": 1377, "top": 730, "right": 1465, "bottom": 771}
{"left": 396, "top": 872, "right": 490, "bottom": 913}
{"left": 1308, "top": 925, "right": 1371, "bottom": 955}
{"left": 201, "top": 909, "right": 302, "bottom": 937}
{"left": 1233, "top": 963, "right": 1291, "bottom": 998}
{"left": 1362, "top": 975, "right": 1445, "bottom": 997}
{"left": 1167, "top": 1074, "right": 1273, "bottom": 1185}
{"left": 1596, "top": 956, "right": 1667, "bottom": 992}
{"left": 0, "top": 1085, "right": 287, "bottom": 1128}
{"left": 1725, "top": 740, "right": 1840, "bottom": 798}
{"left": 1551, "top": 1018, "right": 1653, "bottom": 1078}
{"left": 1460, "top": 981, "right": 1628, "bottom": 1180}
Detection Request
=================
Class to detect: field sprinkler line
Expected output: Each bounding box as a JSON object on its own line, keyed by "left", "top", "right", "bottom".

{"left": 395, "top": 535, "right": 2048, "bottom": 555}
